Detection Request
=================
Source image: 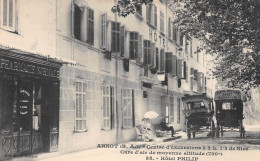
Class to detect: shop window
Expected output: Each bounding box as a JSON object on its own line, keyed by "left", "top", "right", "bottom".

{"left": 72, "top": 1, "right": 94, "bottom": 45}
{"left": 102, "top": 85, "right": 114, "bottom": 130}
{"left": 177, "top": 98, "right": 181, "bottom": 123}
{"left": 0, "top": 0, "right": 16, "bottom": 32}
{"left": 122, "top": 89, "right": 135, "bottom": 128}
{"left": 75, "top": 82, "right": 87, "bottom": 132}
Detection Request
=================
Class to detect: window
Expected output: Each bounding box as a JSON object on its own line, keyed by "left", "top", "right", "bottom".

{"left": 180, "top": 33, "right": 184, "bottom": 46}
{"left": 165, "top": 52, "right": 173, "bottom": 74}
{"left": 177, "top": 98, "right": 181, "bottom": 123}
{"left": 194, "top": 69, "right": 198, "bottom": 81}
{"left": 102, "top": 85, "right": 114, "bottom": 130}
{"left": 122, "top": 89, "right": 135, "bottom": 128}
{"left": 146, "top": 3, "right": 157, "bottom": 27}
{"left": 0, "top": 0, "right": 16, "bottom": 32}
{"left": 156, "top": 48, "right": 159, "bottom": 70}
{"left": 112, "top": 21, "right": 120, "bottom": 52}
{"left": 143, "top": 40, "right": 151, "bottom": 65}
{"left": 130, "top": 32, "right": 139, "bottom": 59}
{"left": 101, "top": 13, "right": 107, "bottom": 49}
{"left": 120, "top": 26, "right": 129, "bottom": 57}
{"left": 72, "top": 1, "right": 94, "bottom": 45}
{"left": 165, "top": 106, "right": 169, "bottom": 123}
{"left": 75, "top": 82, "right": 87, "bottom": 132}
{"left": 136, "top": 5, "right": 142, "bottom": 16}
{"left": 168, "top": 17, "right": 171, "bottom": 39}
{"left": 160, "top": 11, "right": 164, "bottom": 34}
{"left": 170, "top": 97, "right": 174, "bottom": 123}
{"left": 173, "top": 27, "right": 177, "bottom": 42}
{"left": 177, "top": 60, "right": 186, "bottom": 79}
{"left": 185, "top": 37, "right": 188, "bottom": 53}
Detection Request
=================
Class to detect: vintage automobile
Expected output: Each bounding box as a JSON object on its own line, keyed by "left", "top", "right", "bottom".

{"left": 214, "top": 89, "right": 247, "bottom": 138}
{"left": 182, "top": 93, "right": 215, "bottom": 139}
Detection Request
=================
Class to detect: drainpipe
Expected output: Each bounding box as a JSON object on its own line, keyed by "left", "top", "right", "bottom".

{"left": 166, "top": 0, "right": 169, "bottom": 96}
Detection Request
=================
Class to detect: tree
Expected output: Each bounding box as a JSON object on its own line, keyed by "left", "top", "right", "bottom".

{"left": 112, "top": 0, "right": 260, "bottom": 98}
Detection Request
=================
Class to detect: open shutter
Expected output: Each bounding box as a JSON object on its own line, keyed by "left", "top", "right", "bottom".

{"left": 125, "top": 30, "right": 129, "bottom": 58}
{"left": 168, "top": 17, "right": 171, "bottom": 38}
{"left": 194, "top": 69, "right": 198, "bottom": 81}
{"left": 172, "top": 55, "right": 177, "bottom": 76}
{"left": 72, "top": 2, "right": 82, "bottom": 40}
{"left": 165, "top": 52, "right": 173, "bottom": 74}
{"left": 154, "top": 5, "right": 157, "bottom": 27}
{"left": 150, "top": 43, "right": 155, "bottom": 67}
{"left": 110, "top": 86, "right": 115, "bottom": 129}
{"left": 132, "top": 90, "right": 135, "bottom": 127}
{"left": 81, "top": 7, "right": 87, "bottom": 42}
{"left": 100, "top": 13, "right": 107, "bottom": 49}
{"left": 183, "top": 61, "right": 187, "bottom": 79}
{"left": 120, "top": 26, "right": 125, "bottom": 57}
{"left": 160, "top": 49, "right": 165, "bottom": 72}
{"left": 190, "top": 39, "right": 193, "bottom": 57}
{"left": 177, "top": 59, "right": 184, "bottom": 79}
{"left": 137, "top": 35, "right": 143, "bottom": 63}
{"left": 106, "top": 20, "right": 112, "bottom": 51}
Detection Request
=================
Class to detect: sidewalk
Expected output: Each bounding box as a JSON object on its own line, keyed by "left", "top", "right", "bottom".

{"left": 11, "top": 131, "right": 185, "bottom": 161}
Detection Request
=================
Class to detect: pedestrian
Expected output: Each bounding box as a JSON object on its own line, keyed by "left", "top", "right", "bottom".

{"left": 160, "top": 119, "right": 175, "bottom": 137}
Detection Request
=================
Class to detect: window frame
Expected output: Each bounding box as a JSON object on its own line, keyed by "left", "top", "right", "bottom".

{"left": 72, "top": 1, "right": 94, "bottom": 45}
{"left": 122, "top": 89, "right": 134, "bottom": 128}
{"left": 111, "top": 21, "right": 120, "bottom": 53}
{"left": 74, "top": 81, "right": 88, "bottom": 132}
{"left": 101, "top": 85, "right": 115, "bottom": 130}
{"left": 0, "top": 0, "right": 17, "bottom": 32}
{"left": 143, "top": 39, "right": 151, "bottom": 65}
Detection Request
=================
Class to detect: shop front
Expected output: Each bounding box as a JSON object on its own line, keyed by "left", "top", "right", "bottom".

{"left": 0, "top": 49, "right": 61, "bottom": 159}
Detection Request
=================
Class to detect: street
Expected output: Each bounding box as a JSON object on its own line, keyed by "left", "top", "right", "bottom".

{"left": 15, "top": 125, "right": 259, "bottom": 161}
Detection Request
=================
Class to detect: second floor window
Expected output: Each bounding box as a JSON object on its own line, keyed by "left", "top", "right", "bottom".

{"left": 0, "top": 0, "right": 16, "bottom": 32}
{"left": 146, "top": 3, "right": 157, "bottom": 28}
{"left": 143, "top": 40, "right": 151, "bottom": 65}
{"left": 130, "top": 32, "right": 139, "bottom": 59}
{"left": 111, "top": 21, "right": 120, "bottom": 52}
{"left": 72, "top": 1, "right": 94, "bottom": 45}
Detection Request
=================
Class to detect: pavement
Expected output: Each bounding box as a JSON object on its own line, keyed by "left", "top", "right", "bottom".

{"left": 10, "top": 131, "right": 186, "bottom": 161}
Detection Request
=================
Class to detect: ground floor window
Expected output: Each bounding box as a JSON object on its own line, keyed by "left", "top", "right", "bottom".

{"left": 75, "top": 81, "right": 87, "bottom": 132}
{"left": 122, "top": 89, "right": 135, "bottom": 128}
{"left": 177, "top": 98, "right": 181, "bottom": 123}
{"left": 102, "top": 85, "right": 114, "bottom": 130}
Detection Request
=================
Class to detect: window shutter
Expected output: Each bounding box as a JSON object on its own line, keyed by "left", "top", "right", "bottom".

{"left": 160, "top": 11, "right": 164, "bottom": 33}
{"left": 137, "top": 35, "right": 143, "bottom": 63}
{"left": 100, "top": 13, "right": 107, "bottom": 49}
{"left": 172, "top": 55, "right": 177, "bottom": 76}
{"left": 130, "top": 32, "right": 139, "bottom": 60}
{"left": 110, "top": 86, "right": 115, "bottom": 129}
{"left": 3, "top": 0, "right": 7, "bottom": 26}
{"left": 165, "top": 52, "right": 173, "bottom": 74}
{"left": 173, "top": 27, "right": 177, "bottom": 42}
{"left": 106, "top": 20, "right": 112, "bottom": 51}
{"left": 120, "top": 26, "right": 125, "bottom": 57}
{"left": 190, "top": 68, "right": 194, "bottom": 78}
{"left": 183, "top": 61, "right": 187, "bottom": 79}
{"left": 168, "top": 17, "right": 171, "bottom": 38}
{"left": 125, "top": 30, "right": 129, "bottom": 58}
{"left": 73, "top": 3, "right": 82, "bottom": 40}
{"left": 190, "top": 39, "right": 193, "bottom": 57}
{"left": 81, "top": 7, "right": 87, "bottom": 42}
{"left": 180, "top": 33, "right": 184, "bottom": 46}
{"left": 154, "top": 5, "right": 157, "bottom": 27}
{"left": 151, "top": 43, "right": 156, "bottom": 67}
{"left": 87, "top": 8, "right": 94, "bottom": 45}
{"left": 198, "top": 72, "right": 202, "bottom": 87}
{"left": 160, "top": 49, "right": 165, "bottom": 72}
{"left": 156, "top": 48, "right": 159, "bottom": 70}
{"left": 177, "top": 59, "right": 184, "bottom": 79}
{"left": 132, "top": 89, "right": 135, "bottom": 127}
{"left": 194, "top": 69, "right": 198, "bottom": 81}
{"left": 146, "top": 4, "right": 151, "bottom": 24}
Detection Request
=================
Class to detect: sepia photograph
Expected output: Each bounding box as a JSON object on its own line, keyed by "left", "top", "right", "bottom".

{"left": 0, "top": 0, "right": 260, "bottom": 160}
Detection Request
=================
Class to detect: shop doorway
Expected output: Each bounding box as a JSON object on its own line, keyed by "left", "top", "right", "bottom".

{"left": 0, "top": 75, "right": 59, "bottom": 158}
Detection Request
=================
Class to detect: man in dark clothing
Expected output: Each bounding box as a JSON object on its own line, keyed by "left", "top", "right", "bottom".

{"left": 160, "top": 119, "right": 175, "bottom": 137}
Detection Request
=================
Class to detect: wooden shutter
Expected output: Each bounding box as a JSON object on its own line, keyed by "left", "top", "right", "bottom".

{"left": 177, "top": 59, "right": 183, "bottom": 79}
{"left": 183, "top": 61, "right": 187, "bottom": 79}
{"left": 81, "top": 7, "right": 87, "bottom": 42}
{"left": 87, "top": 8, "right": 94, "bottom": 45}
{"left": 156, "top": 48, "right": 159, "bottom": 69}
{"left": 173, "top": 27, "right": 177, "bottom": 41}
{"left": 110, "top": 86, "right": 115, "bottom": 129}
{"left": 180, "top": 34, "right": 184, "bottom": 46}
{"left": 168, "top": 17, "right": 171, "bottom": 38}
{"left": 154, "top": 5, "right": 157, "bottom": 27}
{"left": 165, "top": 52, "right": 173, "bottom": 74}
{"left": 190, "top": 39, "right": 193, "bottom": 57}
{"left": 160, "top": 49, "right": 165, "bottom": 72}
{"left": 100, "top": 13, "right": 107, "bottom": 49}
{"left": 194, "top": 69, "right": 198, "bottom": 81}
{"left": 172, "top": 55, "right": 177, "bottom": 76}
{"left": 132, "top": 89, "right": 135, "bottom": 127}
{"left": 120, "top": 26, "right": 125, "bottom": 57}
{"left": 137, "top": 35, "right": 143, "bottom": 63}
{"left": 106, "top": 20, "right": 112, "bottom": 51}
{"left": 150, "top": 43, "right": 156, "bottom": 67}
{"left": 73, "top": 3, "right": 82, "bottom": 40}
